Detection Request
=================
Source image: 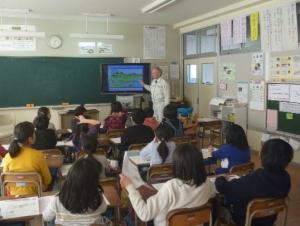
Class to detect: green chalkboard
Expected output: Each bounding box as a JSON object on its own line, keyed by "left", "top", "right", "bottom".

{"left": 0, "top": 57, "right": 123, "bottom": 107}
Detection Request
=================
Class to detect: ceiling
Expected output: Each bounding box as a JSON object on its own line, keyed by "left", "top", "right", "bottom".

{"left": 0, "top": 0, "right": 247, "bottom": 25}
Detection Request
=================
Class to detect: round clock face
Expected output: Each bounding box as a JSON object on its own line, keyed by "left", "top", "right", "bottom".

{"left": 48, "top": 35, "right": 62, "bottom": 49}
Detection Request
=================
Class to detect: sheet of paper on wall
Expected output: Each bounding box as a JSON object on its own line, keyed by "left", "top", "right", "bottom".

{"left": 279, "top": 56, "right": 293, "bottom": 77}
{"left": 78, "top": 42, "right": 96, "bottom": 55}
{"left": 289, "top": 138, "right": 300, "bottom": 151}
{"left": 293, "top": 55, "right": 300, "bottom": 77}
{"left": 143, "top": 25, "right": 166, "bottom": 59}
{"left": 219, "top": 63, "right": 236, "bottom": 81}
{"left": 0, "top": 197, "right": 39, "bottom": 219}
{"left": 281, "top": 3, "right": 298, "bottom": 51}
{"left": 266, "top": 109, "right": 278, "bottom": 131}
{"left": 220, "top": 20, "right": 232, "bottom": 50}
{"left": 279, "top": 102, "right": 300, "bottom": 114}
{"left": 219, "top": 81, "right": 227, "bottom": 91}
{"left": 97, "top": 42, "right": 113, "bottom": 54}
{"left": 251, "top": 53, "right": 264, "bottom": 76}
{"left": 233, "top": 16, "right": 247, "bottom": 44}
{"left": 249, "top": 80, "right": 265, "bottom": 111}
{"left": 170, "top": 63, "right": 179, "bottom": 80}
{"left": 268, "top": 84, "right": 290, "bottom": 101}
{"left": 250, "top": 12, "right": 259, "bottom": 41}
{"left": 0, "top": 25, "right": 36, "bottom": 51}
{"left": 159, "top": 65, "right": 169, "bottom": 80}
{"left": 290, "top": 85, "right": 300, "bottom": 104}
{"left": 237, "top": 82, "right": 248, "bottom": 103}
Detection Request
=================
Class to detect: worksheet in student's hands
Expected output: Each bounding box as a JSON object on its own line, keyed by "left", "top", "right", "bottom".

{"left": 0, "top": 197, "right": 39, "bottom": 219}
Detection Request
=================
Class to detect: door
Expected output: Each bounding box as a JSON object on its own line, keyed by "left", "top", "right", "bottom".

{"left": 184, "top": 57, "right": 217, "bottom": 117}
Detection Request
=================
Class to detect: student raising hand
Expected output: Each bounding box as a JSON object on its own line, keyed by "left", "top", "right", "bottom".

{"left": 119, "top": 174, "right": 132, "bottom": 188}
{"left": 76, "top": 115, "right": 100, "bottom": 126}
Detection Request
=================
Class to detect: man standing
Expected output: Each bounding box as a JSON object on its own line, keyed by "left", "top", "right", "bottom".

{"left": 140, "top": 66, "right": 170, "bottom": 122}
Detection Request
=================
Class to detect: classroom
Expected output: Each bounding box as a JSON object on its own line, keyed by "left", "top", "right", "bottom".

{"left": 0, "top": 0, "right": 299, "bottom": 225}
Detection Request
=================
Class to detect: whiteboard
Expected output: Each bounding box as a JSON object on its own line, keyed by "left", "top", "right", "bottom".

{"left": 268, "top": 84, "right": 290, "bottom": 101}
{"left": 290, "top": 84, "right": 300, "bottom": 104}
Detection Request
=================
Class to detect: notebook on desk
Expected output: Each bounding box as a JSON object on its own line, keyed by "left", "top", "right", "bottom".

{"left": 110, "top": 137, "right": 121, "bottom": 144}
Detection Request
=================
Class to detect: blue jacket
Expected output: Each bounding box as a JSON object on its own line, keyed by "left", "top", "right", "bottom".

{"left": 212, "top": 144, "right": 250, "bottom": 174}
{"left": 215, "top": 168, "right": 291, "bottom": 226}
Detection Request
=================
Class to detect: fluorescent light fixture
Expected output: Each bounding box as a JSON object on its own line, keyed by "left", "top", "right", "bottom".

{"left": 69, "top": 13, "right": 124, "bottom": 40}
{"left": 0, "top": 8, "right": 31, "bottom": 14}
{"left": 141, "top": 0, "right": 177, "bottom": 13}
{"left": 69, "top": 33, "right": 124, "bottom": 40}
{"left": 0, "top": 31, "right": 45, "bottom": 38}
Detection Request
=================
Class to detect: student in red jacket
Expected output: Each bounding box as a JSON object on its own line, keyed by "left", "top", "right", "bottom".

{"left": 143, "top": 107, "right": 159, "bottom": 130}
{"left": 103, "top": 101, "right": 127, "bottom": 131}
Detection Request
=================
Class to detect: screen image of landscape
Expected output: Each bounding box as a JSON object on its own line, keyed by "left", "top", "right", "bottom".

{"left": 107, "top": 64, "right": 144, "bottom": 92}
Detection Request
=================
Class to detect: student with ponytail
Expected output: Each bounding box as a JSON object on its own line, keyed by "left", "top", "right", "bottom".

{"left": 140, "top": 124, "right": 175, "bottom": 165}
{"left": 2, "top": 121, "right": 51, "bottom": 196}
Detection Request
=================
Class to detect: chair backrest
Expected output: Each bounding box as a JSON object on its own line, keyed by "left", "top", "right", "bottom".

{"left": 170, "top": 136, "right": 190, "bottom": 145}
{"left": 42, "top": 149, "right": 64, "bottom": 168}
{"left": 0, "top": 172, "right": 43, "bottom": 196}
{"left": 229, "top": 162, "right": 255, "bottom": 176}
{"left": 166, "top": 202, "right": 212, "bottom": 226}
{"left": 147, "top": 163, "right": 174, "bottom": 184}
{"left": 106, "top": 129, "right": 124, "bottom": 138}
{"left": 128, "top": 143, "right": 147, "bottom": 151}
{"left": 245, "top": 198, "right": 288, "bottom": 226}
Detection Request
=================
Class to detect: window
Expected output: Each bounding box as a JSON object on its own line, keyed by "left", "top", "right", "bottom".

{"left": 185, "top": 34, "right": 197, "bottom": 56}
{"left": 202, "top": 63, "right": 214, "bottom": 84}
{"left": 186, "top": 64, "right": 197, "bottom": 84}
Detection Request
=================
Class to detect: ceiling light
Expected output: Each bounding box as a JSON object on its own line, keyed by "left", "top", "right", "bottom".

{"left": 69, "top": 13, "right": 124, "bottom": 40}
{"left": 141, "top": 0, "right": 177, "bottom": 14}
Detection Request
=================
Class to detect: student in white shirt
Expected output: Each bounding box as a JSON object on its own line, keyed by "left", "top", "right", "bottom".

{"left": 120, "top": 143, "right": 216, "bottom": 226}
{"left": 140, "top": 124, "right": 176, "bottom": 165}
{"left": 43, "top": 158, "right": 108, "bottom": 226}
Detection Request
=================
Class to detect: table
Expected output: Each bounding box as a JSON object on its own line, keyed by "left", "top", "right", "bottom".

{"left": 198, "top": 118, "right": 222, "bottom": 147}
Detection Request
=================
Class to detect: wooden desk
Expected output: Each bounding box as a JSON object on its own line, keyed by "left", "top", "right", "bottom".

{"left": 101, "top": 183, "right": 121, "bottom": 207}
{"left": 198, "top": 118, "right": 222, "bottom": 147}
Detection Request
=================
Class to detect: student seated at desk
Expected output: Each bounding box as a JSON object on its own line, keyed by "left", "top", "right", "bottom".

{"left": 210, "top": 124, "right": 250, "bottom": 174}
{"left": 32, "top": 115, "right": 57, "bottom": 150}
{"left": 215, "top": 139, "right": 293, "bottom": 226}
{"left": 80, "top": 135, "right": 108, "bottom": 178}
{"left": 2, "top": 122, "right": 51, "bottom": 196}
{"left": 143, "top": 107, "right": 159, "bottom": 130}
{"left": 38, "top": 106, "right": 56, "bottom": 130}
{"left": 140, "top": 124, "right": 175, "bottom": 165}
{"left": 120, "top": 143, "right": 216, "bottom": 226}
{"left": 103, "top": 101, "right": 127, "bottom": 131}
{"left": 120, "top": 109, "right": 154, "bottom": 153}
{"left": 43, "top": 158, "right": 108, "bottom": 225}
{"left": 161, "top": 104, "right": 184, "bottom": 137}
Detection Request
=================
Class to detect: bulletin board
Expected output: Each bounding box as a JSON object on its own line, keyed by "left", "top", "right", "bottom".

{"left": 266, "top": 83, "right": 300, "bottom": 135}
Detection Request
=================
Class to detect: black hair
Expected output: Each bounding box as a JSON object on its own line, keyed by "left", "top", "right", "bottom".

{"left": 163, "top": 104, "right": 178, "bottom": 120}
{"left": 33, "top": 115, "right": 49, "bottom": 130}
{"left": 8, "top": 121, "right": 35, "bottom": 158}
{"left": 155, "top": 124, "right": 173, "bottom": 163}
{"left": 144, "top": 107, "right": 154, "bottom": 118}
{"left": 111, "top": 101, "right": 123, "bottom": 114}
{"left": 132, "top": 109, "right": 145, "bottom": 124}
{"left": 74, "top": 105, "right": 87, "bottom": 116}
{"left": 81, "top": 135, "right": 98, "bottom": 154}
{"left": 225, "top": 124, "right": 249, "bottom": 150}
{"left": 37, "top": 107, "right": 50, "bottom": 117}
{"left": 59, "top": 158, "right": 103, "bottom": 214}
{"left": 173, "top": 143, "right": 207, "bottom": 187}
{"left": 261, "top": 139, "right": 293, "bottom": 173}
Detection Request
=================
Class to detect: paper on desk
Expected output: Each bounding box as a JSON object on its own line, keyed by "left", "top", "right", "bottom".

{"left": 0, "top": 197, "right": 39, "bottom": 219}
{"left": 56, "top": 140, "right": 73, "bottom": 147}
{"left": 289, "top": 138, "right": 300, "bottom": 151}
{"left": 110, "top": 137, "right": 121, "bottom": 144}
{"left": 61, "top": 164, "right": 73, "bottom": 177}
{"left": 129, "top": 156, "right": 150, "bottom": 165}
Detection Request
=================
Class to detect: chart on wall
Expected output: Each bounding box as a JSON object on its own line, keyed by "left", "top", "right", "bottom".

{"left": 267, "top": 83, "right": 300, "bottom": 135}
{"left": 249, "top": 80, "right": 265, "bottom": 111}
{"left": 143, "top": 25, "right": 166, "bottom": 59}
{"left": 270, "top": 55, "right": 300, "bottom": 81}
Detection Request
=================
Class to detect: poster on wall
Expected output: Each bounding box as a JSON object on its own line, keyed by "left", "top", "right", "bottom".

{"left": 249, "top": 80, "right": 265, "bottom": 111}
{"left": 78, "top": 42, "right": 96, "bottom": 55}
{"left": 97, "top": 42, "right": 113, "bottom": 54}
{"left": 143, "top": 25, "right": 166, "bottom": 59}
{"left": 237, "top": 82, "right": 249, "bottom": 104}
{"left": 219, "top": 63, "right": 236, "bottom": 81}
{"left": 0, "top": 25, "right": 36, "bottom": 51}
{"left": 251, "top": 53, "right": 264, "bottom": 76}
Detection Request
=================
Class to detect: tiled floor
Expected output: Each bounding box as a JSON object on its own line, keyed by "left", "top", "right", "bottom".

{"left": 251, "top": 151, "right": 300, "bottom": 226}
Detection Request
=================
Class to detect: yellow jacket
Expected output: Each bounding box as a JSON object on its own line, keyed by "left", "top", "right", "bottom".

{"left": 3, "top": 146, "right": 51, "bottom": 196}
